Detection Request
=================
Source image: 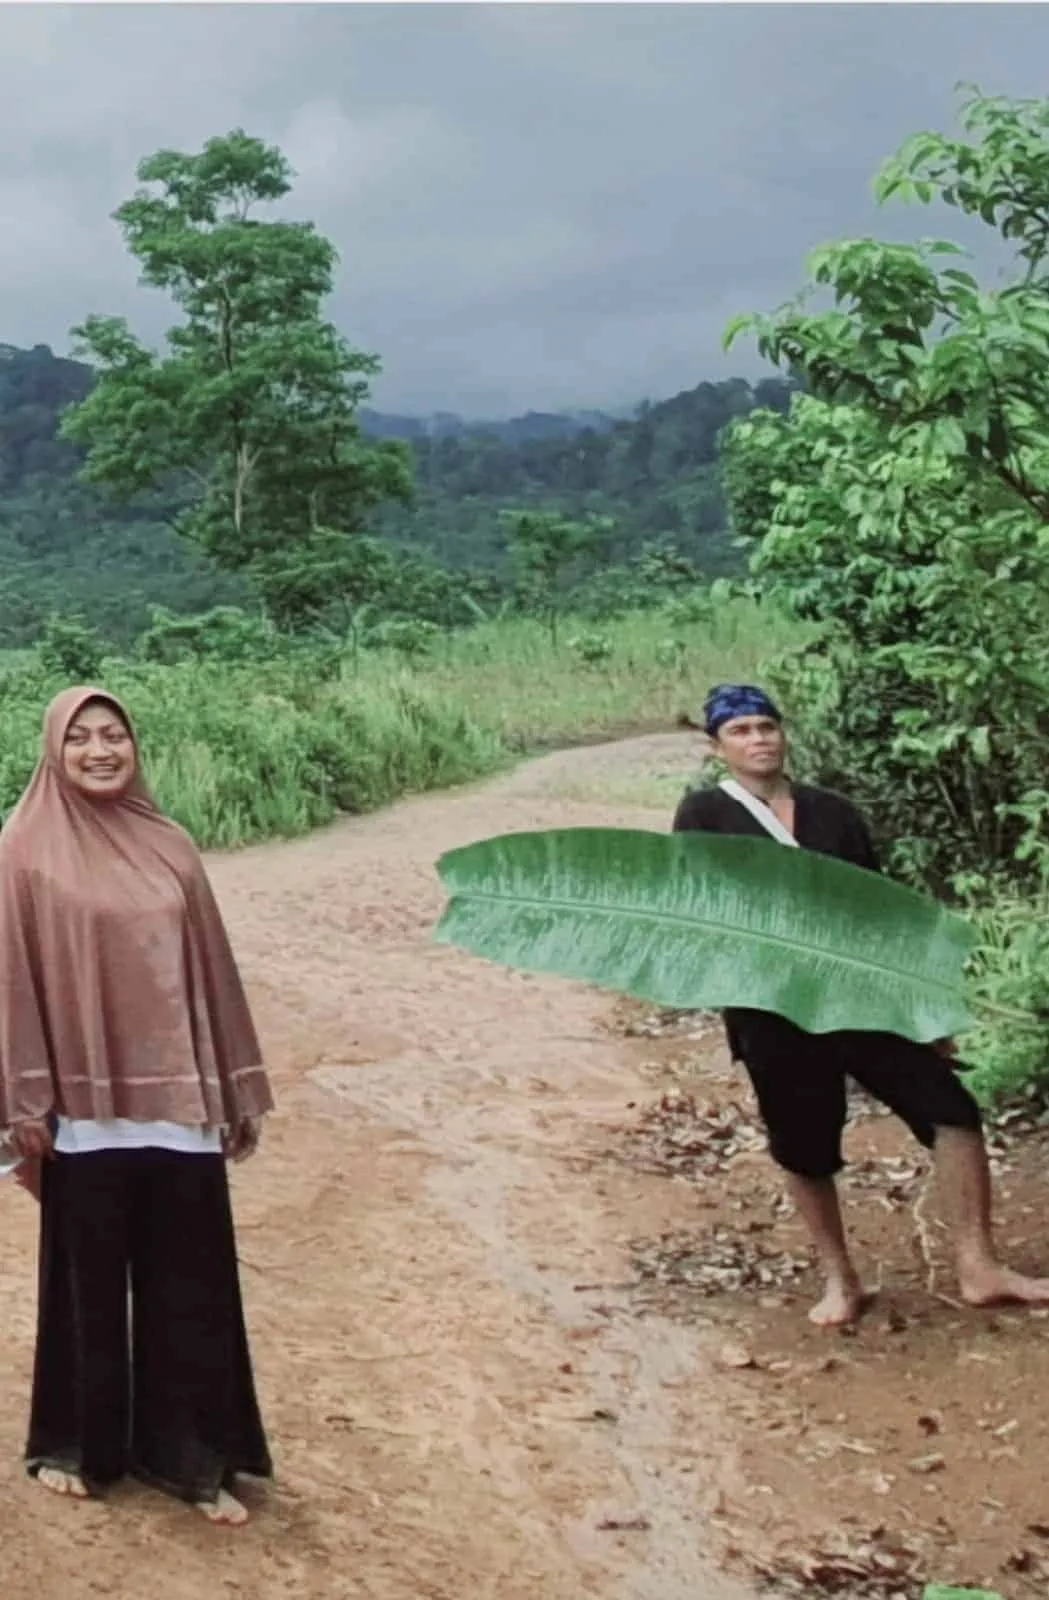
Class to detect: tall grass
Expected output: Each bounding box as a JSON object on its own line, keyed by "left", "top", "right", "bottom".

{"left": 0, "top": 600, "right": 795, "bottom": 849}
{"left": 407, "top": 600, "right": 803, "bottom": 750}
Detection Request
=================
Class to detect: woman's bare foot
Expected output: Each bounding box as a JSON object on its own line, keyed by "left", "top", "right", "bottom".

{"left": 36, "top": 1466, "right": 89, "bottom": 1499}
{"left": 959, "top": 1263, "right": 1049, "bottom": 1308}
{"left": 196, "top": 1488, "right": 249, "bottom": 1526}
{"left": 808, "top": 1275, "right": 873, "bottom": 1328}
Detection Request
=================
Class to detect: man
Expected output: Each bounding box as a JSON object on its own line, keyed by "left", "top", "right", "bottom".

{"left": 673, "top": 682, "right": 1049, "bottom": 1327}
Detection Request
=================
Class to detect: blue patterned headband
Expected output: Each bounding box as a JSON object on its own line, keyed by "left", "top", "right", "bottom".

{"left": 703, "top": 684, "right": 782, "bottom": 737}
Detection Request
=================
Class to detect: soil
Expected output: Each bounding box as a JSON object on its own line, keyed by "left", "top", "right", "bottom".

{"left": 0, "top": 731, "right": 1046, "bottom": 1600}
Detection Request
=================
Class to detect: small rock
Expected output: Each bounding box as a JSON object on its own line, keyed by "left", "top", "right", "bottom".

{"left": 907, "top": 1451, "right": 947, "bottom": 1475}
{"left": 718, "top": 1340, "right": 759, "bottom": 1370}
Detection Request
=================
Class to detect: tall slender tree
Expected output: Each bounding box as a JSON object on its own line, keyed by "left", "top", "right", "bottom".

{"left": 62, "top": 130, "right": 412, "bottom": 581}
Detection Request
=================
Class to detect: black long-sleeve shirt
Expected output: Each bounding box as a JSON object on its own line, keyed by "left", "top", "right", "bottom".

{"left": 672, "top": 781, "right": 880, "bottom": 873}
{"left": 671, "top": 781, "right": 881, "bottom": 1058}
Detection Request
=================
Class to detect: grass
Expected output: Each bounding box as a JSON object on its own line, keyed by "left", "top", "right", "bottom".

{"left": 421, "top": 601, "right": 801, "bottom": 750}
{"left": 0, "top": 599, "right": 798, "bottom": 850}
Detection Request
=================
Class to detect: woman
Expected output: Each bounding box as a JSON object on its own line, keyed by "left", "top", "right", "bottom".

{"left": 0, "top": 686, "right": 274, "bottom": 1524}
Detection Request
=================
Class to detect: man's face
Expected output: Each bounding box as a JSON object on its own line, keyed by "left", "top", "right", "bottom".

{"left": 713, "top": 714, "right": 786, "bottom": 781}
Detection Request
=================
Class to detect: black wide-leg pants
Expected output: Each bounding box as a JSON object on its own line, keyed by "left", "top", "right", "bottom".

{"left": 26, "top": 1148, "right": 272, "bottom": 1502}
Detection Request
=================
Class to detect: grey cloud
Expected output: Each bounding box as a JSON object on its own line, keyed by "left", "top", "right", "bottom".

{"left": 1, "top": 3, "right": 1047, "bottom": 415}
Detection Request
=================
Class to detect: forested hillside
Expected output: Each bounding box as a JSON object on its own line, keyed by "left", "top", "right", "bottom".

{"left": 0, "top": 340, "right": 792, "bottom": 645}
{"left": 379, "top": 376, "right": 794, "bottom": 570}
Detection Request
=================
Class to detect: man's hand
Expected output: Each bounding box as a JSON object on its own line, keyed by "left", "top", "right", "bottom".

{"left": 12, "top": 1119, "right": 53, "bottom": 1160}
{"left": 933, "top": 1038, "right": 958, "bottom": 1060}
{"left": 222, "top": 1117, "right": 262, "bottom": 1164}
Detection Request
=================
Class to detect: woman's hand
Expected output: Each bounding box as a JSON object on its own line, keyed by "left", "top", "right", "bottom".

{"left": 14, "top": 1158, "right": 41, "bottom": 1202}
{"left": 222, "top": 1117, "right": 262, "bottom": 1164}
{"left": 12, "top": 1119, "right": 53, "bottom": 1160}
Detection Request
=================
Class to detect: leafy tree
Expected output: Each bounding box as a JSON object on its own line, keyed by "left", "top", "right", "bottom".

{"left": 250, "top": 531, "right": 397, "bottom": 662}
{"left": 723, "top": 84, "right": 1049, "bottom": 892}
{"left": 568, "top": 538, "right": 701, "bottom": 622}
{"left": 60, "top": 131, "right": 412, "bottom": 581}
{"left": 502, "top": 509, "right": 612, "bottom": 644}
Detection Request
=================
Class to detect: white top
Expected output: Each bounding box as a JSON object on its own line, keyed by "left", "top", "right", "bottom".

{"left": 53, "top": 1117, "right": 221, "bottom": 1155}
{"left": 0, "top": 1117, "right": 220, "bottom": 1173}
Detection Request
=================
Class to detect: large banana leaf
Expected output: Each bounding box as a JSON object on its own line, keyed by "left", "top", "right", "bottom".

{"left": 433, "top": 828, "right": 976, "bottom": 1043}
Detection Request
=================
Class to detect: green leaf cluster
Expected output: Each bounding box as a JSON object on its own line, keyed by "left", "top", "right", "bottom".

{"left": 720, "top": 85, "right": 1049, "bottom": 898}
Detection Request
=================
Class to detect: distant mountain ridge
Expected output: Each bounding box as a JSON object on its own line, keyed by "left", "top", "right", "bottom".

{"left": 0, "top": 340, "right": 618, "bottom": 457}
{"left": 0, "top": 339, "right": 795, "bottom": 647}
{"left": 359, "top": 406, "right": 622, "bottom": 443}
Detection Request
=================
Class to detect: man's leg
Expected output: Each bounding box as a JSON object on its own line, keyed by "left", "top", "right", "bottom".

{"left": 934, "top": 1125, "right": 1049, "bottom": 1306}
{"left": 783, "top": 1172, "right": 869, "bottom": 1327}
{"left": 847, "top": 1035, "right": 1049, "bottom": 1307}
{"left": 733, "top": 1015, "right": 869, "bottom": 1327}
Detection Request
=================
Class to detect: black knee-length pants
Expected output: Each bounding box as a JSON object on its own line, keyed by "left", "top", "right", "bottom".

{"left": 26, "top": 1148, "right": 272, "bottom": 1502}
{"left": 726, "top": 1010, "right": 983, "bottom": 1181}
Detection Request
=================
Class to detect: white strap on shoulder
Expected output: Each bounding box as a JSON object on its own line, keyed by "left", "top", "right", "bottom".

{"left": 719, "top": 779, "right": 799, "bottom": 848}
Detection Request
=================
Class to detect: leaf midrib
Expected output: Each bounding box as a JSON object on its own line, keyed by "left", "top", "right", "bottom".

{"left": 449, "top": 885, "right": 966, "bottom": 1003}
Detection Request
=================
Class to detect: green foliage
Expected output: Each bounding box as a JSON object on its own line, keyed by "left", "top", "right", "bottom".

{"left": 38, "top": 613, "right": 105, "bottom": 680}
{"left": 135, "top": 605, "right": 277, "bottom": 666}
{"left": 434, "top": 828, "right": 976, "bottom": 1042}
{"left": 0, "top": 598, "right": 796, "bottom": 847}
{"left": 0, "top": 343, "right": 797, "bottom": 651}
{"left": 503, "top": 509, "right": 612, "bottom": 644}
{"left": 368, "top": 617, "right": 441, "bottom": 659}
{"left": 250, "top": 531, "right": 395, "bottom": 641}
{"left": 567, "top": 630, "right": 614, "bottom": 667}
{"left": 381, "top": 377, "right": 795, "bottom": 577}
{"left": 957, "top": 883, "right": 1049, "bottom": 1105}
{"left": 434, "top": 596, "right": 799, "bottom": 753}
{"left": 60, "top": 131, "right": 411, "bottom": 582}
{"left": 722, "top": 85, "right": 1049, "bottom": 894}
{"left": 567, "top": 538, "right": 704, "bottom": 625}
{"left": 0, "top": 651, "right": 501, "bottom": 846}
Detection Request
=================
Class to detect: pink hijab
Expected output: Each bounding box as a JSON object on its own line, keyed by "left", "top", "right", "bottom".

{"left": 0, "top": 687, "right": 273, "bottom": 1130}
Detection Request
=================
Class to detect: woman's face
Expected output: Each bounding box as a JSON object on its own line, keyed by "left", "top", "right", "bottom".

{"left": 61, "top": 701, "right": 137, "bottom": 800}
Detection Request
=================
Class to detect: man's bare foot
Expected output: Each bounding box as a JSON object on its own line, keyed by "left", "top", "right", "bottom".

{"left": 36, "top": 1466, "right": 89, "bottom": 1499}
{"left": 196, "top": 1488, "right": 249, "bottom": 1526}
{"left": 959, "top": 1263, "right": 1049, "bottom": 1308}
{"left": 808, "top": 1277, "right": 874, "bottom": 1328}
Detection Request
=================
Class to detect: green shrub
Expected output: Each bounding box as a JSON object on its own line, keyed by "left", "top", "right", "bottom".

{"left": 0, "top": 599, "right": 797, "bottom": 849}
{"left": 136, "top": 606, "right": 278, "bottom": 666}
{"left": 38, "top": 614, "right": 106, "bottom": 680}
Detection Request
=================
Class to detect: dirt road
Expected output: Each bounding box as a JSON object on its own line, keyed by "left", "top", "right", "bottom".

{"left": 0, "top": 733, "right": 762, "bottom": 1600}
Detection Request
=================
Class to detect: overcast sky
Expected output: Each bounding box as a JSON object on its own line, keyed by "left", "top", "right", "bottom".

{"left": 2, "top": 3, "right": 1047, "bottom": 418}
